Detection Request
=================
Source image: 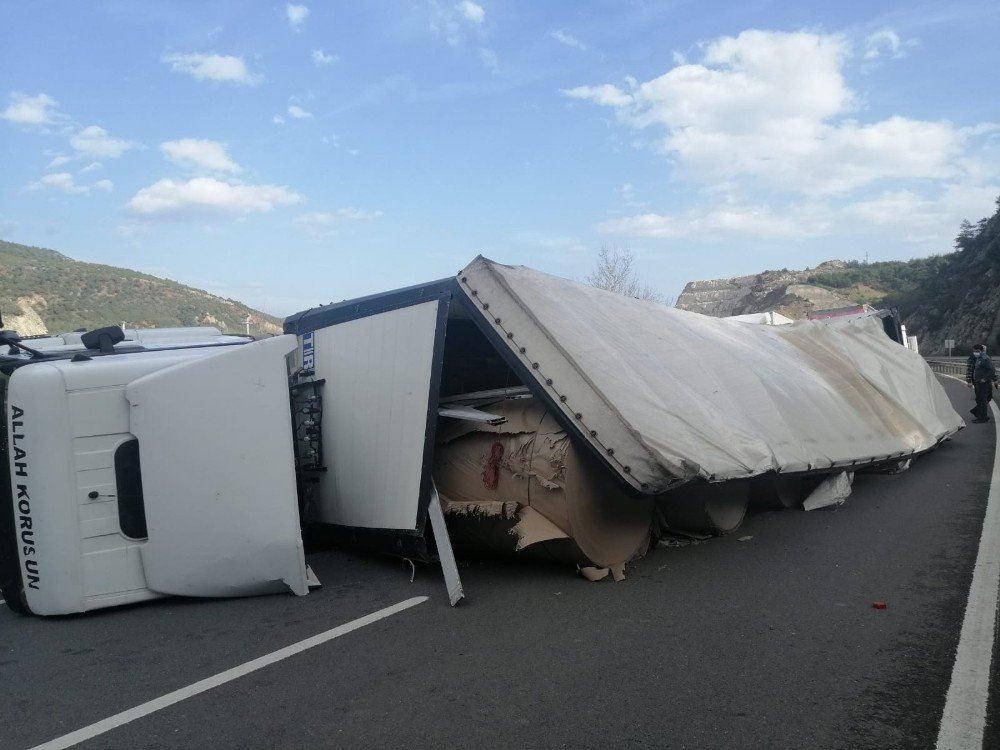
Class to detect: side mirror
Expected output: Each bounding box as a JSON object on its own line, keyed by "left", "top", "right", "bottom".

{"left": 81, "top": 326, "right": 126, "bottom": 353}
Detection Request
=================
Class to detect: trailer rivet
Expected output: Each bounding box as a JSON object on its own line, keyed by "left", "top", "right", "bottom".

{"left": 506, "top": 332, "right": 514, "bottom": 339}
{"left": 545, "top": 378, "right": 553, "bottom": 385}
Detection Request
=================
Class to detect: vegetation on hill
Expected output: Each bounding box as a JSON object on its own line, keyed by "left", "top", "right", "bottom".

{"left": 805, "top": 198, "right": 1000, "bottom": 352}
{"left": 806, "top": 256, "right": 949, "bottom": 297}
{"left": 899, "top": 201, "right": 1000, "bottom": 352}
{"left": 0, "top": 240, "right": 282, "bottom": 336}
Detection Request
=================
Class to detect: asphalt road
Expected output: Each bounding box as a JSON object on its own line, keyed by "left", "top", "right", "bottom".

{"left": 1, "top": 376, "right": 996, "bottom": 749}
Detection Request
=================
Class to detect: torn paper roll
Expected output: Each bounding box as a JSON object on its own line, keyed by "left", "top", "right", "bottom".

{"left": 433, "top": 398, "right": 653, "bottom": 572}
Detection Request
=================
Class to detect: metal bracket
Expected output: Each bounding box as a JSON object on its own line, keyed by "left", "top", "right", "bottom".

{"left": 428, "top": 481, "right": 465, "bottom": 606}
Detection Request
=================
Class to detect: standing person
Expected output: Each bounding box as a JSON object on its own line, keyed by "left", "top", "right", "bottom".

{"left": 971, "top": 344, "right": 998, "bottom": 423}
{"left": 966, "top": 345, "right": 979, "bottom": 388}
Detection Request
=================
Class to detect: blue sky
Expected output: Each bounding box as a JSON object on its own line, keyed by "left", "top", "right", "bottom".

{"left": 2, "top": 1, "right": 998, "bottom": 315}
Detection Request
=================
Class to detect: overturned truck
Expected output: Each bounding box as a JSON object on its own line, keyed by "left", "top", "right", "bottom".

{"left": 284, "top": 257, "right": 962, "bottom": 580}
{"left": 1, "top": 258, "right": 963, "bottom": 615}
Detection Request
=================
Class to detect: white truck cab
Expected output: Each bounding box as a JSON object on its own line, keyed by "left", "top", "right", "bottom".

{"left": 1, "top": 326, "right": 312, "bottom": 615}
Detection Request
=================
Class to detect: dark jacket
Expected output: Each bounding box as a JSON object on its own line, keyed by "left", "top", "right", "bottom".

{"left": 972, "top": 353, "right": 997, "bottom": 384}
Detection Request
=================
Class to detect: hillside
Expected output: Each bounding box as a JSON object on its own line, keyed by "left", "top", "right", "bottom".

{"left": 892, "top": 205, "right": 1000, "bottom": 354}
{"left": 0, "top": 240, "right": 282, "bottom": 337}
{"left": 675, "top": 261, "right": 861, "bottom": 319}
{"left": 676, "top": 198, "right": 1000, "bottom": 354}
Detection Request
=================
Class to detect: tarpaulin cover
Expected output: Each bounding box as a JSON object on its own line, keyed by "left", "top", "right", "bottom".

{"left": 456, "top": 257, "right": 963, "bottom": 493}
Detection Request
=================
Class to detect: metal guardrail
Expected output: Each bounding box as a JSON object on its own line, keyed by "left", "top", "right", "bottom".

{"left": 927, "top": 360, "right": 966, "bottom": 377}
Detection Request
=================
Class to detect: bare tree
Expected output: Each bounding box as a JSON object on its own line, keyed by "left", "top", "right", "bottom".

{"left": 586, "top": 245, "right": 670, "bottom": 304}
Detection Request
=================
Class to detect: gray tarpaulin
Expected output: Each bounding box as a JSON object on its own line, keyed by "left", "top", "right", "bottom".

{"left": 456, "top": 257, "right": 963, "bottom": 493}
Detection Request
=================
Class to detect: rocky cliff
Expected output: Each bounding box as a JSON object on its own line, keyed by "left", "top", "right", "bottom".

{"left": 675, "top": 261, "right": 858, "bottom": 319}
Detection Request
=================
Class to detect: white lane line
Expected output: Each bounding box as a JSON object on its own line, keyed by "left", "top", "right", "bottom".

{"left": 31, "top": 596, "right": 429, "bottom": 750}
{"left": 936, "top": 399, "right": 1000, "bottom": 749}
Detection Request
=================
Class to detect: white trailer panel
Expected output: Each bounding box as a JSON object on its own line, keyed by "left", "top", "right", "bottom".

{"left": 309, "top": 299, "right": 441, "bottom": 531}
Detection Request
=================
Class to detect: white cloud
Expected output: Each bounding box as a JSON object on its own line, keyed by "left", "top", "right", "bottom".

{"left": 457, "top": 1, "right": 485, "bottom": 24}
{"left": 552, "top": 30, "right": 586, "bottom": 51}
{"left": 479, "top": 48, "right": 499, "bottom": 73}
{"left": 47, "top": 154, "right": 73, "bottom": 169}
{"left": 288, "top": 104, "right": 313, "bottom": 119}
{"left": 431, "top": 1, "right": 486, "bottom": 46}
{"left": 127, "top": 177, "right": 302, "bottom": 219}
{"left": 564, "top": 83, "right": 633, "bottom": 108}
{"left": 70, "top": 125, "right": 137, "bottom": 158}
{"left": 29, "top": 172, "right": 113, "bottom": 195}
{"left": 161, "top": 139, "right": 241, "bottom": 173}
{"left": 565, "top": 29, "right": 988, "bottom": 195}
{"left": 864, "top": 29, "right": 914, "bottom": 61}
{"left": 600, "top": 181, "right": 1000, "bottom": 246}
{"left": 1, "top": 92, "right": 59, "bottom": 126}
{"left": 312, "top": 48, "right": 337, "bottom": 66}
{"left": 286, "top": 4, "right": 309, "bottom": 31}
{"left": 163, "top": 53, "right": 260, "bottom": 85}
{"left": 598, "top": 204, "right": 823, "bottom": 241}
{"left": 842, "top": 184, "right": 1000, "bottom": 242}
{"left": 30, "top": 172, "right": 87, "bottom": 194}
